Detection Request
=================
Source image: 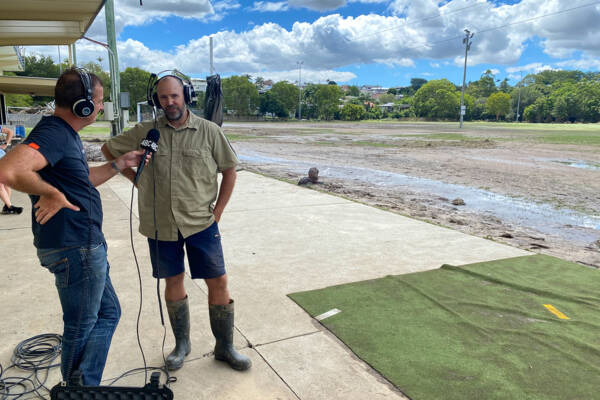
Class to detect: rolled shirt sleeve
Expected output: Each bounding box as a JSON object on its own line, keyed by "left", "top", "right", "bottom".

{"left": 104, "top": 123, "right": 148, "bottom": 158}
{"left": 211, "top": 127, "right": 239, "bottom": 172}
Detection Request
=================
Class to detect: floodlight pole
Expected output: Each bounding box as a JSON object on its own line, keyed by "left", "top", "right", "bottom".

{"left": 297, "top": 61, "right": 303, "bottom": 120}
{"left": 515, "top": 70, "right": 522, "bottom": 122}
{"left": 210, "top": 36, "right": 214, "bottom": 75}
{"left": 459, "top": 29, "right": 473, "bottom": 129}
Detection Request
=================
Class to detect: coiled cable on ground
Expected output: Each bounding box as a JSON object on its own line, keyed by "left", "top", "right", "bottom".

{"left": 0, "top": 333, "right": 61, "bottom": 400}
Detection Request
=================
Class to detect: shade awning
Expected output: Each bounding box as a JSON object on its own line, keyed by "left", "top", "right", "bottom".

{"left": 0, "top": 46, "right": 24, "bottom": 74}
{"left": 0, "top": 75, "right": 57, "bottom": 96}
{"left": 0, "top": 0, "right": 106, "bottom": 46}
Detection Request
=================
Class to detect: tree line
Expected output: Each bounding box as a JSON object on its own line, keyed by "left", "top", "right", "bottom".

{"left": 5, "top": 56, "right": 600, "bottom": 123}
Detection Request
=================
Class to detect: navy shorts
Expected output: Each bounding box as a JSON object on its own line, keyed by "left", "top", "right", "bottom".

{"left": 147, "top": 222, "right": 226, "bottom": 280}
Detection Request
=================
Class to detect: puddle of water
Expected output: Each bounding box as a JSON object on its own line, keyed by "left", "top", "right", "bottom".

{"left": 239, "top": 151, "right": 600, "bottom": 245}
{"left": 552, "top": 159, "right": 600, "bottom": 171}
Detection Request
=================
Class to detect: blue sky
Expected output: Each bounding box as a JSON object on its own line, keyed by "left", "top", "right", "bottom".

{"left": 31, "top": 0, "right": 600, "bottom": 88}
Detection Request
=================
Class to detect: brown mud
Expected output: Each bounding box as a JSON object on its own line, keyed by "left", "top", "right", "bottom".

{"left": 224, "top": 121, "right": 600, "bottom": 268}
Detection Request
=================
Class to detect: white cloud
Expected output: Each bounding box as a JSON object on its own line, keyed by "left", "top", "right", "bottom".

{"left": 251, "top": 1, "right": 289, "bottom": 12}
{"left": 489, "top": 68, "right": 499, "bottom": 75}
{"left": 556, "top": 58, "right": 600, "bottom": 70}
{"left": 289, "top": 0, "right": 346, "bottom": 11}
{"left": 23, "top": 0, "right": 600, "bottom": 83}
{"left": 254, "top": 69, "right": 357, "bottom": 83}
{"left": 506, "top": 63, "right": 554, "bottom": 74}
{"left": 84, "top": 0, "right": 231, "bottom": 40}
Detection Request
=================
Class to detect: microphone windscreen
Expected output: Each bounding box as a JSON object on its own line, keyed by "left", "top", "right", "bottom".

{"left": 146, "top": 128, "right": 160, "bottom": 143}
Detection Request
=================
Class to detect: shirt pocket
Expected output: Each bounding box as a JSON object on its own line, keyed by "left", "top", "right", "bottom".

{"left": 182, "top": 149, "right": 217, "bottom": 181}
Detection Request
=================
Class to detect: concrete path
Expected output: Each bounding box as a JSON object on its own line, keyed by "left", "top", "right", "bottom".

{"left": 0, "top": 171, "right": 529, "bottom": 399}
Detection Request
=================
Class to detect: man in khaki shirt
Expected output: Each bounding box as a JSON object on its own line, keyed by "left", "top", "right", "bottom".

{"left": 101, "top": 75, "right": 251, "bottom": 372}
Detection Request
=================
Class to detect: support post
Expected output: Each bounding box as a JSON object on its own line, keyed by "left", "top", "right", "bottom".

{"left": 105, "top": 0, "right": 122, "bottom": 136}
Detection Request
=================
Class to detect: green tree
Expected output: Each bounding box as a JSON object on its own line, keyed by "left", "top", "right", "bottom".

{"left": 347, "top": 85, "right": 360, "bottom": 96}
{"left": 120, "top": 67, "right": 151, "bottom": 110}
{"left": 485, "top": 92, "right": 511, "bottom": 120}
{"left": 222, "top": 75, "right": 259, "bottom": 116}
{"left": 269, "top": 81, "right": 299, "bottom": 118}
{"left": 523, "top": 97, "right": 553, "bottom": 122}
{"left": 377, "top": 93, "right": 395, "bottom": 104}
{"left": 534, "top": 70, "right": 584, "bottom": 86}
{"left": 16, "top": 55, "right": 60, "bottom": 78}
{"left": 313, "top": 84, "right": 342, "bottom": 120}
{"left": 575, "top": 80, "right": 600, "bottom": 122}
{"left": 412, "top": 79, "right": 460, "bottom": 119}
{"left": 463, "top": 93, "right": 477, "bottom": 120}
{"left": 259, "top": 91, "right": 287, "bottom": 117}
{"left": 498, "top": 78, "right": 511, "bottom": 93}
{"left": 365, "top": 107, "right": 382, "bottom": 120}
{"left": 5, "top": 94, "right": 34, "bottom": 107}
{"left": 254, "top": 76, "right": 265, "bottom": 88}
{"left": 467, "top": 70, "right": 497, "bottom": 99}
{"left": 510, "top": 85, "right": 542, "bottom": 120}
{"left": 77, "top": 61, "right": 111, "bottom": 101}
{"left": 340, "top": 103, "right": 366, "bottom": 121}
{"left": 410, "top": 78, "right": 427, "bottom": 92}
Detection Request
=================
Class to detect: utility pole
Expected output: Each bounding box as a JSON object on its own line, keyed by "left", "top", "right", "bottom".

{"left": 297, "top": 61, "right": 303, "bottom": 120}
{"left": 515, "top": 70, "right": 522, "bottom": 122}
{"left": 459, "top": 29, "right": 473, "bottom": 129}
{"left": 105, "top": 0, "right": 122, "bottom": 136}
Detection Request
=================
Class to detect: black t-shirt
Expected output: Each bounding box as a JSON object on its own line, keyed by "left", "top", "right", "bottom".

{"left": 23, "top": 116, "right": 104, "bottom": 248}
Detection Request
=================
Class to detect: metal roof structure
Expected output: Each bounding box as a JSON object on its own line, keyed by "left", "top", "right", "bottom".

{"left": 0, "top": 1, "right": 105, "bottom": 46}
{"left": 0, "top": 75, "right": 57, "bottom": 96}
{"left": 0, "top": 0, "right": 105, "bottom": 96}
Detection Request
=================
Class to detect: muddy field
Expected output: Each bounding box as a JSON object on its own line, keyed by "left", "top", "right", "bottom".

{"left": 223, "top": 121, "right": 600, "bottom": 268}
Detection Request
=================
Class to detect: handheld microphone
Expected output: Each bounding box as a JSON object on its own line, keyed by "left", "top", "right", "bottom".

{"left": 134, "top": 128, "right": 160, "bottom": 185}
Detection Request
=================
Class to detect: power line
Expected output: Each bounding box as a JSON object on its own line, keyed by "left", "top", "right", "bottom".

{"left": 475, "top": 1, "right": 600, "bottom": 36}
{"left": 427, "top": 1, "right": 600, "bottom": 46}
{"left": 355, "top": 1, "right": 489, "bottom": 40}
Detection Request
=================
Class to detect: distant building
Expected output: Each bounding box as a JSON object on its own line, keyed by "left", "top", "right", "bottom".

{"left": 190, "top": 78, "right": 207, "bottom": 94}
{"left": 378, "top": 102, "right": 395, "bottom": 113}
{"left": 360, "top": 85, "right": 389, "bottom": 95}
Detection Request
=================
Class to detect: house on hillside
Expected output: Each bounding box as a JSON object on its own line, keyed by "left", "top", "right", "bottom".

{"left": 360, "top": 85, "right": 388, "bottom": 96}
{"left": 378, "top": 102, "right": 395, "bottom": 113}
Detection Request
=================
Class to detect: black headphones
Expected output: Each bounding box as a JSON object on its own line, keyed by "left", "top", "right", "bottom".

{"left": 72, "top": 68, "right": 95, "bottom": 118}
{"left": 147, "top": 70, "right": 195, "bottom": 109}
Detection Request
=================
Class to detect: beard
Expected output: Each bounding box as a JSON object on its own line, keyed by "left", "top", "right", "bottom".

{"left": 165, "top": 104, "right": 185, "bottom": 122}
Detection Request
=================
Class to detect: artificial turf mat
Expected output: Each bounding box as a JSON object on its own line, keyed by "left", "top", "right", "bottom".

{"left": 288, "top": 254, "right": 600, "bottom": 400}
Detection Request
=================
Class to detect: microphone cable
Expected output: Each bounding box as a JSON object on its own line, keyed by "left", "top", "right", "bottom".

{"left": 129, "top": 176, "right": 148, "bottom": 385}
{"left": 152, "top": 148, "right": 173, "bottom": 385}
{"left": 0, "top": 333, "right": 62, "bottom": 399}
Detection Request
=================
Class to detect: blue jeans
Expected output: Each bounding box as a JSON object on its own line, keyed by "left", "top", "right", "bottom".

{"left": 37, "top": 242, "right": 121, "bottom": 385}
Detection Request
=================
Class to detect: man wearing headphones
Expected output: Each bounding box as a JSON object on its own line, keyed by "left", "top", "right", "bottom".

{"left": 0, "top": 68, "right": 149, "bottom": 385}
{"left": 101, "top": 72, "right": 251, "bottom": 373}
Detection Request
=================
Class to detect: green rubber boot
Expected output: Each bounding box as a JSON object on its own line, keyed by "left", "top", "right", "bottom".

{"left": 165, "top": 296, "right": 191, "bottom": 371}
{"left": 209, "top": 300, "right": 252, "bottom": 371}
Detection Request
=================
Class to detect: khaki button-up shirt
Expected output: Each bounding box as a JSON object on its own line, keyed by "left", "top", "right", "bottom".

{"left": 105, "top": 112, "right": 239, "bottom": 240}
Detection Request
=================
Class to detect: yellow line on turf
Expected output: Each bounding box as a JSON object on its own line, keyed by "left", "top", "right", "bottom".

{"left": 543, "top": 304, "right": 570, "bottom": 320}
